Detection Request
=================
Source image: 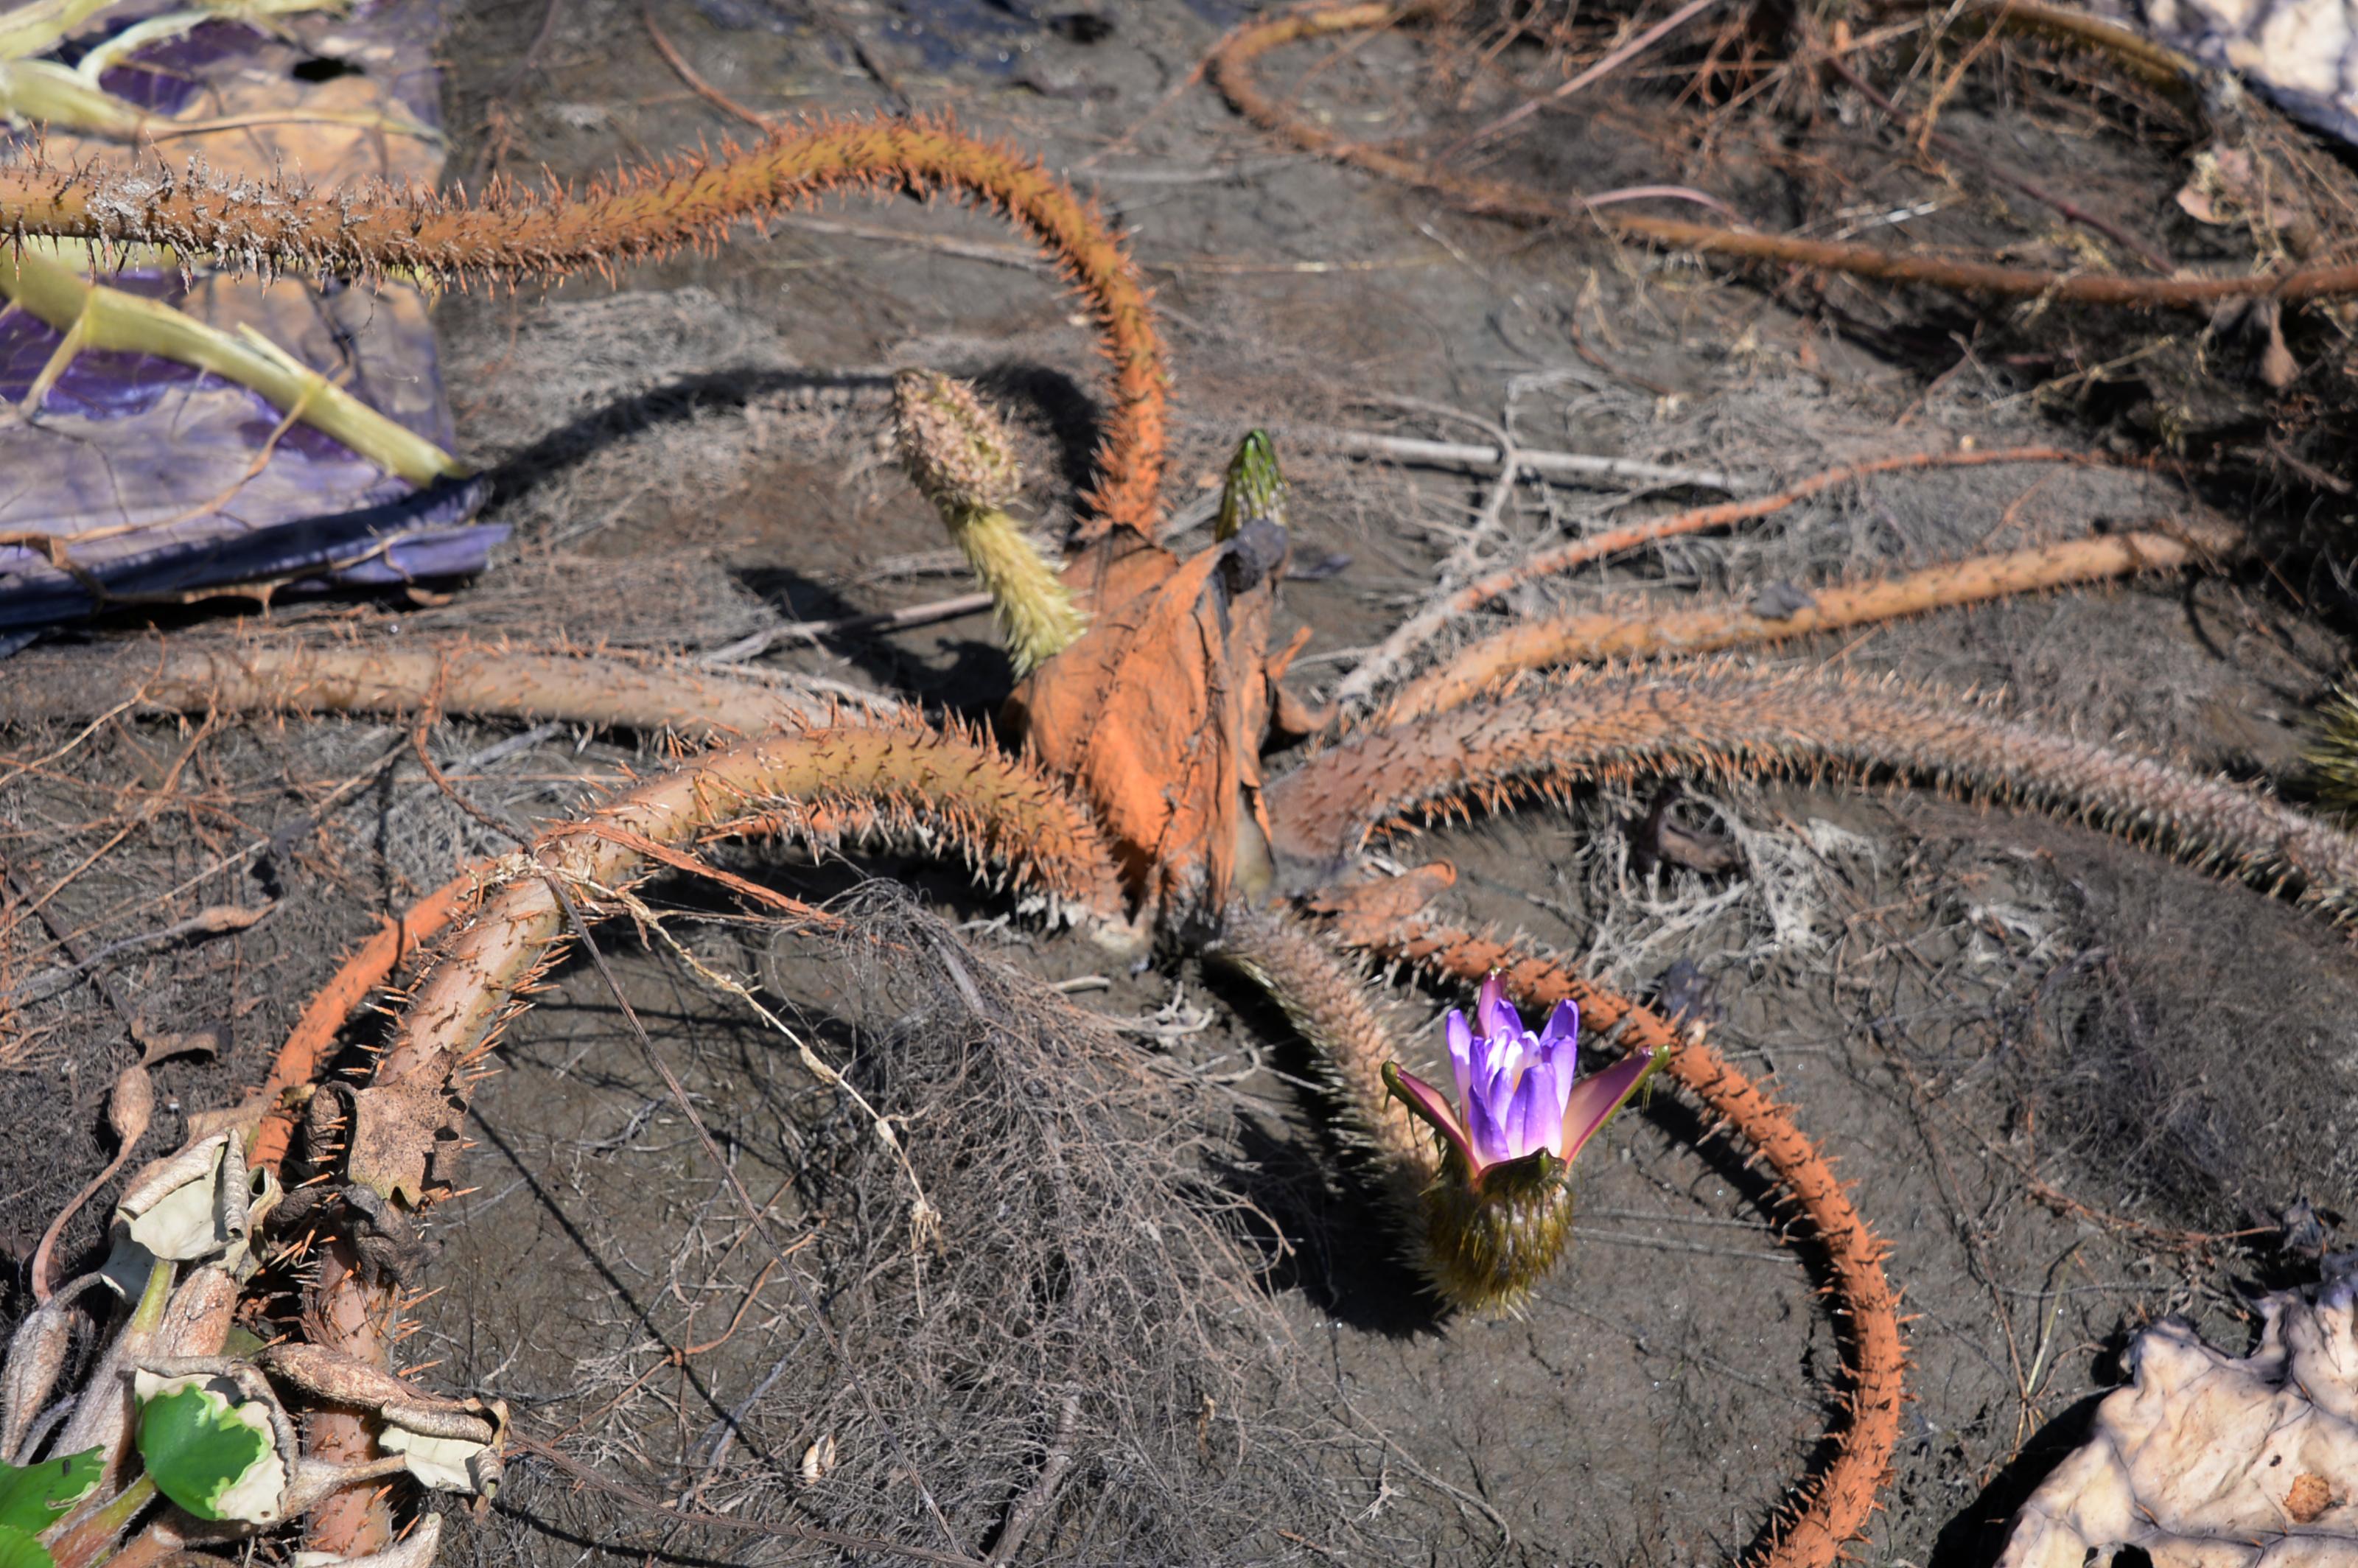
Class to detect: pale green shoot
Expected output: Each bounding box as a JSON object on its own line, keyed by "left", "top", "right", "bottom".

{"left": 2, "top": 242, "right": 468, "bottom": 488}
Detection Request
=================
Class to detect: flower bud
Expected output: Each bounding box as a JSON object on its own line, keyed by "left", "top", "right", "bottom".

{"left": 1413, "top": 1149, "right": 1577, "bottom": 1312}
{"left": 890, "top": 370, "right": 1084, "bottom": 673}
{"left": 892, "top": 369, "right": 1022, "bottom": 517}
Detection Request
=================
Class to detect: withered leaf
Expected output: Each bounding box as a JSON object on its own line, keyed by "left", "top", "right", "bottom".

{"left": 346, "top": 1080, "right": 461, "bottom": 1208}
{"left": 1007, "top": 522, "right": 1302, "bottom": 909}
{"left": 1997, "top": 1261, "right": 2357, "bottom": 1568}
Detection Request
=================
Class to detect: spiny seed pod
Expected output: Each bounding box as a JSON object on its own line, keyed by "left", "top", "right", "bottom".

{"left": 891, "top": 369, "right": 1085, "bottom": 674}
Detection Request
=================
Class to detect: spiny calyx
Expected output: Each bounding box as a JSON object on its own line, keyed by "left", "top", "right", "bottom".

{"left": 892, "top": 369, "right": 1085, "bottom": 675}
{"left": 1404, "top": 1135, "right": 1580, "bottom": 1313}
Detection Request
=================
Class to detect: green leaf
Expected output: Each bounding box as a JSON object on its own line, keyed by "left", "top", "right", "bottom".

{"left": 0, "top": 1524, "right": 55, "bottom": 1568}
{"left": 133, "top": 1377, "right": 284, "bottom": 1524}
{"left": 0, "top": 1448, "right": 100, "bottom": 1533}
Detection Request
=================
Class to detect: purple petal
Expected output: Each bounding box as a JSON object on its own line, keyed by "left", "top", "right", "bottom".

{"left": 1475, "top": 972, "right": 1522, "bottom": 1043}
{"left": 1445, "top": 1009, "right": 1476, "bottom": 1112}
{"left": 1534, "top": 1020, "right": 1577, "bottom": 1085}
{"left": 1464, "top": 1083, "right": 1511, "bottom": 1169}
{"left": 1528, "top": 1056, "right": 1571, "bottom": 1157}
{"left": 1558, "top": 1050, "right": 1659, "bottom": 1163}
{"left": 1473, "top": 1049, "right": 1518, "bottom": 1128}
{"left": 1539, "top": 998, "right": 1581, "bottom": 1049}
{"left": 1503, "top": 1058, "right": 1551, "bottom": 1159}
{"left": 1385, "top": 1063, "right": 1480, "bottom": 1174}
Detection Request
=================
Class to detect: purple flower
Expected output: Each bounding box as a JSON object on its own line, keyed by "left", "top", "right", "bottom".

{"left": 1385, "top": 973, "right": 1655, "bottom": 1182}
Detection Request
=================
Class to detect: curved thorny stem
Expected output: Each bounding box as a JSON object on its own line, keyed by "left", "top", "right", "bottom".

{"left": 1271, "top": 660, "right": 2358, "bottom": 923}
{"left": 245, "top": 715, "right": 1124, "bottom": 1558}
{"left": 0, "top": 113, "right": 1170, "bottom": 536}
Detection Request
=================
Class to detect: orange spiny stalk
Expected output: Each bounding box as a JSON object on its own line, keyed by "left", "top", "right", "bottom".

{"left": 377, "top": 715, "right": 1112, "bottom": 1059}
{"left": 248, "top": 872, "right": 485, "bottom": 1176}
{"left": 281, "top": 715, "right": 1123, "bottom": 1556}
{"left": 0, "top": 639, "right": 878, "bottom": 738}
{"left": 1212, "top": 903, "right": 1432, "bottom": 1183}
{"left": 1312, "top": 906, "right": 1902, "bottom": 1568}
{"left": 1270, "top": 661, "right": 2358, "bottom": 924}
{"left": 247, "top": 710, "right": 1124, "bottom": 1182}
{"left": 0, "top": 113, "right": 1169, "bottom": 536}
{"left": 1332, "top": 445, "right": 2094, "bottom": 708}
{"left": 1388, "top": 518, "right": 2239, "bottom": 720}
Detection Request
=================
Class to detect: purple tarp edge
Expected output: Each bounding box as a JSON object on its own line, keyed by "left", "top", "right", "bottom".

{"left": 0, "top": 0, "right": 486, "bottom": 653}
{"left": 0, "top": 480, "right": 503, "bottom": 634}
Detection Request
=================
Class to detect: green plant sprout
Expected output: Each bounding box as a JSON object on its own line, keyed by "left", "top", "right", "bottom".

{"left": 2, "top": 241, "right": 466, "bottom": 489}
{"left": 1215, "top": 427, "right": 1287, "bottom": 542}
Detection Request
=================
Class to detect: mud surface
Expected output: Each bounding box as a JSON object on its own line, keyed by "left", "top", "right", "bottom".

{"left": 6, "top": 2, "right": 2357, "bottom": 1565}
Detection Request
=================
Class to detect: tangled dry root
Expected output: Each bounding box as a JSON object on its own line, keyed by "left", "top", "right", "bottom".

{"left": 1207, "top": 1, "right": 2358, "bottom": 307}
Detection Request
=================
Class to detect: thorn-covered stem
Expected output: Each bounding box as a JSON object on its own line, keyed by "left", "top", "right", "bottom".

{"left": 1270, "top": 662, "right": 2358, "bottom": 925}
{"left": 0, "top": 114, "right": 1169, "bottom": 535}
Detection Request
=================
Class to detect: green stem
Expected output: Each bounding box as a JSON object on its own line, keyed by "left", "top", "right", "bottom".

{"left": 41, "top": 1475, "right": 155, "bottom": 1568}
{"left": 127, "top": 1258, "right": 172, "bottom": 1336}
{"left": 0, "top": 243, "right": 466, "bottom": 487}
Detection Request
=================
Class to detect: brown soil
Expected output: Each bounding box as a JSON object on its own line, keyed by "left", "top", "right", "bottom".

{"left": 6, "top": 3, "right": 2356, "bottom": 1566}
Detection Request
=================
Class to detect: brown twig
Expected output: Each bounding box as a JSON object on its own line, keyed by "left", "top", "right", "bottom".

{"left": 1209, "top": 4, "right": 2358, "bottom": 308}
{"left": 696, "top": 592, "right": 996, "bottom": 662}
{"left": 643, "top": 0, "right": 772, "bottom": 130}
{"left": 1821, "top": 53, "right": 2175, "bottom": 275}
{"left": 1448, "top": 0, "right": 1723, "bottom": 154}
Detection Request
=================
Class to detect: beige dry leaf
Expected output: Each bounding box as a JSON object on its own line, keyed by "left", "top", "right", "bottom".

{"left": 1998, "top": 1259, "right": 2358, "bottom": 1568}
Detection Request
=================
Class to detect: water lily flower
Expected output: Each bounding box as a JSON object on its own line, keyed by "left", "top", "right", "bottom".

{"left": 1384, "top": 973, "right": 1655, "bottom": 1183}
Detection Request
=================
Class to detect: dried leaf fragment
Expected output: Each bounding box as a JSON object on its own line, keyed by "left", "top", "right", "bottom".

{"left": 345, "top": 1081, "right": 461, "bottom": 1207}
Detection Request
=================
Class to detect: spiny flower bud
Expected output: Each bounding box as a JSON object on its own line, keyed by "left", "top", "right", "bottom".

{"left": 1216, "top": 429, "right": 1287, "bottom": 542}
{"left": 890, "top": 369, "right": 1085, "bottom": 675}
{"left": 892, "top": 369, "right": 1022, "bottom": 516}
